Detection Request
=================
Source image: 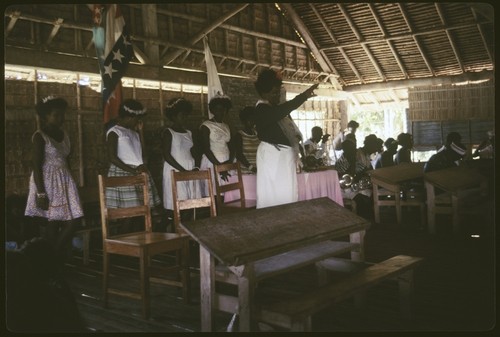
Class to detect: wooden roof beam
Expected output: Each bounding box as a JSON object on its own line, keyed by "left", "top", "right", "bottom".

{"left": 471, "top": 7, "right": 494, "bottom": 67}
{"left": 45, "top": 18, "right": 63, "bottom": 47}
{"left": 337, "top": 48, "right": 364, "bottom": 84}
{"left": 367, "top": 3, "right": 409, "bottom": 79}
{"left": 397, "top": 3, "right": 435, "bottom": 76}
{"left": 278, "top": 3, "right": 342, "bottom": 90}
{"left": 161, "top": 4, "right": 249, "bottom": 66}
{"left": 388, "top": 89, "right": 401, "bottom": 104}
{"left": 435, "top": 3, "right": 464, "bottom": 73}
{"left": 141, "top": 4, "right": 159, "bottom": 65}
{"left": 343, "top": 70, "right": 493, "bottom": 92}
{"left": 5, "top": 11, "right": 20, "bottom": 37}
{"left": 308, "top": 3, "right": 343, "bottom": 80}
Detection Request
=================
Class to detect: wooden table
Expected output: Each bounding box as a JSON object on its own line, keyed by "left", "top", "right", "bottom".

{"left": 369, "top": 162, "right": 426, "bottom": 225}
{"left": 424, "top": 166, "right": 487, "bottom": 234}
{"left": 223, "top": 169, "right": 344, "bottom": 206}
{"left": 180, "top": 197, "right": 369, "bottom": 331}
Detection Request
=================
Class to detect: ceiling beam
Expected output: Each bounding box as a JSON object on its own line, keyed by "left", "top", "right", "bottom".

{"left": 397, "top": 3, "right": 435, "bottom": 77}
{"left": 5, "top": 11, "right": 20, "bottom": 37}
{"left": 161, "top": 4, "right": 249, "bottom": 66}
{"left": 45, "top": 18, "right": 63, "bottom": 47}
{"left": 435, "top": 3, "right": 464, "bottom": 73}
{"left": 278, "top": 3, "right": 342, "bottom": 90}
{"left": 471, "top": 7, "right": 494, "bottom": 68}
{"left": 344, "top": 70, "right": 493, "bottom": 92}
{"left": 367, "top": 3, "right": 409, "bottom": 79}
{"left": 141, "top": 4, "right": 159, "bottom": 65}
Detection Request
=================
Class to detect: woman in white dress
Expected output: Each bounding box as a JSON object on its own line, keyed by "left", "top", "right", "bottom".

{"left": 199, "top": 95, "right": 234, "bottom": 195}
{"left": 161, "top": 98, "right": 201, "bottom": 212}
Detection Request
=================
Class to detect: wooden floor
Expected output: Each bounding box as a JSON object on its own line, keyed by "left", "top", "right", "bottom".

{"left": 64, "top": 206, "right": 496, "bottom": 332}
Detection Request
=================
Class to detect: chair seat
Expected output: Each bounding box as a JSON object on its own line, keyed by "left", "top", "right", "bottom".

{"left": 107, "top": 232, "right": 188, "bottom": 246}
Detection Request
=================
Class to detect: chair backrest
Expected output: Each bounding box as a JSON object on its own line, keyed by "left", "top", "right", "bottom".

{"left": 98, "top": 173, "right": 151, "bottom": 239}
{"left": 171, "top": 169, "right": 217, "bottom": 234}
{"left": 214, "top": 161, "right": 247, "bottom": 208}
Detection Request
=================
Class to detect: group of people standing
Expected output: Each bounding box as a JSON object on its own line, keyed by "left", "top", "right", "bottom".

{"left": 21, "top": 68, "right": 318, "bottom": 263}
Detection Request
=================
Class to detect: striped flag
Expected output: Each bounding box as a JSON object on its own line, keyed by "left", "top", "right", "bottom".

{"left": 91, "top": 4, "right": 133, "bottom": 128}
{"left": 203, "top": 36, "right": 223, "bottom": 119}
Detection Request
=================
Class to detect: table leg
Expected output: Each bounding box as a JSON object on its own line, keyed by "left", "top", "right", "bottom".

{"left": 395, "top": 186, "right": 402, "bottom": 225}
{"left": 349, "top": 230, "right": 365, "bottom": 262}
{"left": 373, "top": 183, "right": 380, "bottom": 223}
{"left": 237, "top": 265, "right": 255, "bottom": 332}
{"left": 452, "top": 194, "right": 459, "bottom": 234}
{"left": 199, "top": 246, "right": 215, "bottom": 332}
{"left": 425, "top": 182, "right": 436, "bottom": 234}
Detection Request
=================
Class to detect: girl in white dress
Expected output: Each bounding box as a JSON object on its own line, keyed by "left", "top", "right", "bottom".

{"left": 161, "top": 98, "right": 201, "bottom": 211}
{"left": 199, "top": 95, "right": 234, "bottom": 195}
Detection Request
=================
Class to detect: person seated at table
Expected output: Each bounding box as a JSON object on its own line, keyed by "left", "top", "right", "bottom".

{"left": 437, "top": 131, "right": 462, "bottom": 153}
{"left": 253, "top": 68, "right": 318, "bottom": 209}
{"left": 424, "top": 141, "right": 467, "bottom": 173}
{"left": 332, "top": 120, "right": 359, "bottom": 151}
{"left": 335, "top": 137, "right": 357, "bottom": 177}
{"left": 374, "top": 137, "right": 398, "bottom": 169}
{"left": 339, "top": 135, "right": 379, "bottom": 220}
{"left": 473, "top": 130, "right": 494, "bottom": 159}
{"left": 234, "top": 106, "right": 260, "bottom": 174}
{"left": 304, "top": 126, "right": 330, "bottom": 161}
{"left": 395, "top": 132, "right": 413, "bottom": 164}
{"left": 200, "top": 94, "right": 234, "bottom": 195}
{"left": 371, "top": 137, "right": 384, "bottom": 169}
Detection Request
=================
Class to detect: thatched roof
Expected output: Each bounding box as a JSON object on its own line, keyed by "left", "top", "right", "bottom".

{"left": 4, "top": 3, "right": 494, "bottom": 108}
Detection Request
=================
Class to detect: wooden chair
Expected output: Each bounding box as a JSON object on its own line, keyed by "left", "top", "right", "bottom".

{"left": 171, "top": 169, "right": 217, "bottom": 235}
{"left": 213, "top": 162, "right": 257, "bottom": 214}
{"left": 98, "top": 173, "right": 190, "bottom": 319}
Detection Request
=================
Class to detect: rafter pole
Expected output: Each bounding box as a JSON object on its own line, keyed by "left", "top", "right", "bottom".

{"left": 141, "top": 4, "right": 160, "bottom": 65}
{"left": 397, "top": 3, "right": 435, "bottom": 76}
{"left": 6, "top": 11, "right": 20, "bottom": 37}
{"left": 337, "top": 48, "right": 364, "bottom": 84}
{"left": 338, "top": 4, "right": 386, "bottom": 81}
{"left": 46, "top": 18, "right": 63, "bottom": 46}
{"left": 471, "top": 7, "right": 494, "bottom": 67}
{"left": 388, "top": 89, "right": 401, "bottom": 103}
{"left": 279, "top": 3, "right": 342, "bottom": 89}
{"left": 435, "top": 3, "right": 464, "bottom": 72}
{"left": 161, "top": 4, "right": 249, "bottom": 65}
{"left": 367, "top": 3, "right": 409, "bottom": 79}
{"left": 308, "top": 3, "right": 343, "bottom": 80}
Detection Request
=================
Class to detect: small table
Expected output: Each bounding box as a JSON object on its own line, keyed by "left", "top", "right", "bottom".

{"left": 223, "top": 169, "right": 344, "bottom": 206}
{"left": 181, "top": 197, "right": 369, "bottom": 331}
{"left": 370, "top": 162, "right": 426, "bottom": 225}
{"left": 424, "top": 166, "right": 487, "bottom": 234}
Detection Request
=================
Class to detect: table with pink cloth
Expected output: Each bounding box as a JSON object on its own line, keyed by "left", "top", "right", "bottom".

{"left": 223, "top": 169, "right": 344, "bottom": 206}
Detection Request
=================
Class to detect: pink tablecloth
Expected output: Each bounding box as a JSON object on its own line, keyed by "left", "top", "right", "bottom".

{"left": 224, "top": 169, "right": 344, "bottom": 206}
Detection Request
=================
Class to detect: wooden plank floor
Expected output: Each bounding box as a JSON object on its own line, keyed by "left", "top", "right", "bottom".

{"left": 64, "top": 206, "right": 495, "bottom": 332}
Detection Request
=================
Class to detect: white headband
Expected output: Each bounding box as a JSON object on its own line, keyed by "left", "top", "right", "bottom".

{"left": 450, "top": 142, "right": 466, "bottom": 156}
{"left": 124, "top": 105, "right": 147, "bottom": 115}
{"left": 42, "top": 95, "right": 56, "bottom": 103}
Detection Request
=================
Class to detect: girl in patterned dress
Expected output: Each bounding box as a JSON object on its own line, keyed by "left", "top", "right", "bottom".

{"left": 24, "top": 96, "right": 83, "bottom": 261}
{"left": 199, "top": 95, "right": 234, "bottom": 195}
{"left": 235, "top": 106, "right": 260, "bottom": 174}
{"left": 105, "top": 99, "right": 161, "bottom": 209}
{"left": 161, "top": 97, "right": 201, "bottom": 212}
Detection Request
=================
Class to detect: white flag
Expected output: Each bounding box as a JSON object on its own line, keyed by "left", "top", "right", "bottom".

{"left": 204, "top": 36, "right": 224, "bottom": 119}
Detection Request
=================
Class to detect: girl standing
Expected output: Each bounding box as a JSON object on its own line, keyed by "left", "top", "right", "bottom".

{"left": 161, "top": 97, "right": 201, "bottom": 211}
{"left": 105, "top": 99, "right": 161, "bottom": 209}
{"left": 24, "top": 96, "right": 83, "bottom": 261}
{"left": 199, "top": 95, "right": 234, "bottom": 193}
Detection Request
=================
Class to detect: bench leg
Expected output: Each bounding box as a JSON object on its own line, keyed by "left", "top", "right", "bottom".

{"left": 82, "top": 231, "right": 90, "bottom": 265}
{"left": 398, "top": 270, "right": 414, "bottom": 319}
{"left": 291, "top": 317, "right": 311, "bottom": 332}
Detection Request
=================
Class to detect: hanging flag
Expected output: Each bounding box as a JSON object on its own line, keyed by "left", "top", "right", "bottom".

{"left": 91, "top": 4, "right": 133, "bottom": 128}
{"left": 203, "top": 36, "right": 224, "bottom": 119}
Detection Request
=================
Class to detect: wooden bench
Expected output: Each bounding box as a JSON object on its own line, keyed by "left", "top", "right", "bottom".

{"left": 256, "top": 255, "right": 423, "bottom": 331}
{"left": 212, "top": 240, "right": 361, "bottom": 315}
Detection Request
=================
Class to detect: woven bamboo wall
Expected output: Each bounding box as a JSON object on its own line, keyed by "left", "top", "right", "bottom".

{"left": 407, "top": 81, "right": 495, "bottom": 121}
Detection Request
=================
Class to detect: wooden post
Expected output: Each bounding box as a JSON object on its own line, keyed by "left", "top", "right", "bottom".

{"left": 76, "top": 73, "right": 84, "bottom": 186}
{"left": 199, "top": 246, "right": 215, "bottom": 331}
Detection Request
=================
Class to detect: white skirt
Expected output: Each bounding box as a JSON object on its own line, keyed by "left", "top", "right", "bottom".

{"left": 256, "top": 142, "right": 298, "bottom": 209}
